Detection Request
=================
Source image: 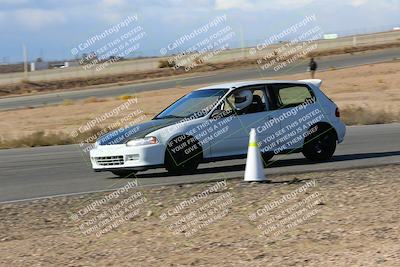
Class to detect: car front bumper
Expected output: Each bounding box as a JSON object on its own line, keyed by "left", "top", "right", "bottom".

{"left": 90, "top": 143, "right": 165, "bottom": 171}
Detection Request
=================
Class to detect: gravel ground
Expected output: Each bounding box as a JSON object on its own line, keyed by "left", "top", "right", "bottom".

{"left": 0, "top": 165, "right": 399, "bottom": 266}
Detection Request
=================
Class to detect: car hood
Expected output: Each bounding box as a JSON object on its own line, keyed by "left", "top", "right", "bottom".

{"left": 97, "top": 118, "right": 180, "bottom": 145}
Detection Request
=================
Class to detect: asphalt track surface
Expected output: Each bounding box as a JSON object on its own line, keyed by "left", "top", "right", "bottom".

{"left": 0, "top": 123, "right": 399, "bottom": 203}
{"left": 1, "top": 48, "right": 399, "bottom": 111}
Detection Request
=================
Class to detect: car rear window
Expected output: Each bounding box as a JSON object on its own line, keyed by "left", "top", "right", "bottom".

{"left": 270, "top": 84, "right": 315, "bottom": 108}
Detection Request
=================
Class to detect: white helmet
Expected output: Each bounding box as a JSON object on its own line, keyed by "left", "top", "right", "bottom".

{"left": 233, "top": 90, "right": 253, "bottom": 110}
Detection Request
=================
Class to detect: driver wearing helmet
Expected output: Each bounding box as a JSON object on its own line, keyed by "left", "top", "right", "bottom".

{"left": 233, "top": 89, "right": 253, "bottom": 114}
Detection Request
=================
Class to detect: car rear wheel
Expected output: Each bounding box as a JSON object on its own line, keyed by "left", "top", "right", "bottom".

{"left": 302, "top": 126, "right": 337, "bottom": 162}
{"left": 165, "top": 136, "right": 202, "bottom": 174}
{"left": 111, "top": 170, "right": 138, "bottom": 178}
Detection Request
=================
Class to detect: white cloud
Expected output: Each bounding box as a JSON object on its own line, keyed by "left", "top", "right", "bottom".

{"left": 97, "top": 0, "right": 131, "bottom": 23}
{"left": 276, "top": 0, "right": 315, "bottom": 7}
{"left": 13, "top": 9, "right": 66, "bottom": 30}
{"left": 98, "top": 11, "right": 126, "bottom": 23}
{"left": 215, "top": 0, "right": 254, "bottom": 10}
{"left": 101, "top": 0, "right": 126, "bottom": 7}
{"left": 215, "top": 0, "right": 315, "bottom": 11}
{"left": 213, "top": 0, "right": 397, "bottom": 11}
{"left": 350, "top": 0, "right": 368, "bottom": 7}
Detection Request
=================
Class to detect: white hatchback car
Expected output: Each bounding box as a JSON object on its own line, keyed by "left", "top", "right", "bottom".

{"left": 90, "top": 79, "right": 345, "bottom": 177}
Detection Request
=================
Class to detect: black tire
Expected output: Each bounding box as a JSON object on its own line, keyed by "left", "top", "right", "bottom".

{"left": 302, "top": 126, "right": 337, "bottom": 162}
{"left": 165, "top": 135, "right": 202, "bottom": 174}
{"left": 261, "top": 152, "right": 274, "bottom": 167}
{"left": 111, "top": 170, "right": 137, "bottom": 178}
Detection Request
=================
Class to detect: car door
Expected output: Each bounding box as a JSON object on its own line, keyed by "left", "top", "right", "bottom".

{"left": 266, "top": 83, "right": 319, "bottom": 152}
{"left": 209, "top": 85, "right": 281, "bottom": 158}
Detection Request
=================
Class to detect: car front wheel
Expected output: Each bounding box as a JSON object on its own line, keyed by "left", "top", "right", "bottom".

{"left": 165, "top": 136, "right": 202, "bottom": 174}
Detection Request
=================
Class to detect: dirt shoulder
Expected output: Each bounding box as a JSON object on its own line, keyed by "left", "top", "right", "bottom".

{"left": 1, "top": 164, "right": 399, "bottom": 266}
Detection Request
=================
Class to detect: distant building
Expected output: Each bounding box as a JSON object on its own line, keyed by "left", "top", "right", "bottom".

{"left": 323, "top": 34, "right": 338, "bottom": 40}
{"left": 64, "top": 61, "right": 80, "bottom": 68}
{"left": 30, "top": 61, "right": 49, "bottom": 71}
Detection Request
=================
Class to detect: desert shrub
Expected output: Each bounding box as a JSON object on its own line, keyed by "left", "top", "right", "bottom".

{"left": 158, "top": 59, "right": 176, "bottom": 68}
{"left": 62, "top": 99, "right": 74, "bottom": 105}
{"left": 116, "top": 94, "right": 134, "bottom": 100}
{"left": 84, "top": 97, "right": 105, "bottom": 103}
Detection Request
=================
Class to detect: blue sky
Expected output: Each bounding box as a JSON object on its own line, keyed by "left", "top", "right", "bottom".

{"left": 0, "top": 0, "right": 399, "bottom": 62}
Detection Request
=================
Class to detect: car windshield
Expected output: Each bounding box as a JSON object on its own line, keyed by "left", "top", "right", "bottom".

{"left": 155, "top": 89, "right": 228, "bottom": 119}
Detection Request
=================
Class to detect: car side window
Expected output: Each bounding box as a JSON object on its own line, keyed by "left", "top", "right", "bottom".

{"left": 223, "top": 94, "right": 235, "bottom": 112}
{"left": 222, "top": 86, "right": 268, "bottom": 115}
{"left": 269, "top": 84, "right": 315, "bottom": 109}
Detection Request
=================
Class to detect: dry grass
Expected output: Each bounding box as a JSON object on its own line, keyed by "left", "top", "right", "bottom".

{"left": 0, "top": 127, "right": 106, "bottom": 149}
{"left": 341, "top": 106, "right": 400, "bottom": 125}
{"left": 0, "top": 131, "right": 73, "bottom": 149}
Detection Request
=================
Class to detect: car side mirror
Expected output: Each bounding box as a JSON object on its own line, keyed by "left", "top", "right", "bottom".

{"left": 211, "top": 109, "right": 224, "bottom": 119}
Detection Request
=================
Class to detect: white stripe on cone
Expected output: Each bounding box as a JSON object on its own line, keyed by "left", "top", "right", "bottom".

{"left": 244, "top": 128, "right": 267, "bottom": 182}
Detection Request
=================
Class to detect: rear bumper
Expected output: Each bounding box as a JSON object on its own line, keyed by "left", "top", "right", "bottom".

{"left": 336, "top": 121, "right": 346, "bottom": 143}
{"left": 90, "top": 143, "right": 165, "bottom": 171}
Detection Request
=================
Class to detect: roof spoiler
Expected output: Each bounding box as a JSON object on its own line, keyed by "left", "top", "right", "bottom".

{"left": 299, "top": 79, "right": 322, "bottom": 88}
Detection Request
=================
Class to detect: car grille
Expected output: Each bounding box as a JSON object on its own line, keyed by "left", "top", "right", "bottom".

{"left": 95, "top": 156, "right": 124, "bottom": 166}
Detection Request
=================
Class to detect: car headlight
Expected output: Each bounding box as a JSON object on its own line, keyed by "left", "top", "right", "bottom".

{"left": 126, "top": 136, "right": 158, "bottom": 146}
{"left": 93, "top": 140, "right": 100, "bottom": 148}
